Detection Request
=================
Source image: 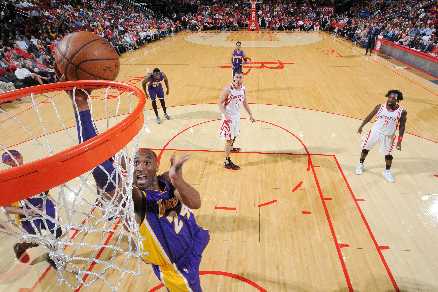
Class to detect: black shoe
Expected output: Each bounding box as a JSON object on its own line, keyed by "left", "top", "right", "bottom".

{"left": 14, "top": 242, "right": 38, "bottom": 261}
{"left": 224, "top": 158, "right": 240, "bottom": 170}
{"left": 231, "top": 147, "right": 241, "bottom": 153}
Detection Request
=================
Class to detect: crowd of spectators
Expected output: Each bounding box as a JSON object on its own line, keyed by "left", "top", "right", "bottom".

{"left": 176, "top": 0, "right": 330, "bottom": 32}
{"left": 0, "top": 0, "right": 179, "bottom": 96}
{"left": 1, "top": 0, "right": 436, "bottom": 97}
{"left": 330, "top": 0, "right": 436, "bottom": 55}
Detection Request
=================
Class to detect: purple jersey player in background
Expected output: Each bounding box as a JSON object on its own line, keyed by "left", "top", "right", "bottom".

{"left": 71, "top": 90, "right": 210, "bottom": 291}
{"left": 231, "top": 41, "right": 247, "bottom": 77}
{"left": 142, "top": 68, "right": 170, "bottom": 124}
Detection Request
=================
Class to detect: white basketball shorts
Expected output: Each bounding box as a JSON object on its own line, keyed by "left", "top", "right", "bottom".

{"left": 219, "top": 117, "right": 240, "bottom": 141}
{"left": 361, "top": 129, "right": 396, "bottom": 155}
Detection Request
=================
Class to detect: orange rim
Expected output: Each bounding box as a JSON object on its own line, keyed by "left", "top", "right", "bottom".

{"left": 0, "top": 80, "right": 146, "bottom": 204}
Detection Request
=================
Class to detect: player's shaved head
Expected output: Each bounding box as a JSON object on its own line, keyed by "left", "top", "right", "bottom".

{"left": 136, "top": 148, "right": 157, "bottom": 160}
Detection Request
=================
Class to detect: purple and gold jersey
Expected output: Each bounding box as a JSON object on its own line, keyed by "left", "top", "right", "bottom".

{"left": 232, "top": 49, "right": 245, "bottom": 67}
{"left": 147, "top": 73, "right": 164, "bottom": 90}
{"left": 139, "top": 176, "right": 209, "bottom": 291}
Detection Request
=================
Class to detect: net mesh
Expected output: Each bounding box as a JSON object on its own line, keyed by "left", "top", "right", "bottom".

{"left": 0, "top": 83, "right": 147, "bottom": 291}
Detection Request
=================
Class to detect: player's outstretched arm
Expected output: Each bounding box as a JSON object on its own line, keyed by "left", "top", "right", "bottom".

{"left": 358, "top": 104, "right": 380, "bottom": 133}
{"left": 71, "top": 91, "right": 119, "bottom": 194}
{"left": 168, "top": 154, "right": 201, "bottom": 209}
{"left": 397, "top": 110, "right": 407, "bottom": 150}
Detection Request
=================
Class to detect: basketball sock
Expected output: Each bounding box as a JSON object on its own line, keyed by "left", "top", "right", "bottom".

{"left": 159, "top": 99, "right": 167, "bottom": 114}
{"left": 151, "top": 101, "right": 159, "bottom": 117}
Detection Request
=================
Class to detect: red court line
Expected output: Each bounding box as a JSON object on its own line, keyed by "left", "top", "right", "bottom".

{"left": 156, "top": 118, "right": 313, "bottom": 172}
{"left": 308, "top": 158, "right": 354, "bottom": 291}
{"left": 149, "top": 270, "right": 267, "bottom": 291}
{"left": 152, "top": 147, "right": 333, "bottom": 157}
{"left": 257, "top": 199, "right": 277, "bottom": 208}
{"left": 332, "top": 156, "right": 399, "bottom": 291}
{"left": 156, "top": 98, "right": 438, "bottom": 147}
{"left": 29, "top": 206, "right": 98, "bottom": 291}
{"left": 69, "top": 119, "right": 311, "bottom": 292}
{"left": 75, "top": 218, "right": 121, "bottom": 292}
{"left": 291, "top": 181, "right": 303, "bottom": 192}
{"left": 157, "top": 119, "right": 218, "bottom": 162}
{"left": 379, "top": 245, "right": 391, "bottom": 250}
{"left": 215, "top": 206, "right": 237, "bottom": 211}
{"left": 0, "top": 96, "right": 50, "bottom": 123}
{"left": 5, "top": 110, "right": 139, "bottom": 149}
{"left": 154, "top": 119, "right": 353, "bottom": 291}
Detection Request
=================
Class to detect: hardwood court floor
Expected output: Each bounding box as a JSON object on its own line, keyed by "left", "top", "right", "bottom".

{"left": 1, "top": 31, "right": 437, "bottom": 292}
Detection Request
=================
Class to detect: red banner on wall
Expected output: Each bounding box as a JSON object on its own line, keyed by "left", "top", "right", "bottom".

{"left": 248, "top": 0, "right": 260, "bottom": 31}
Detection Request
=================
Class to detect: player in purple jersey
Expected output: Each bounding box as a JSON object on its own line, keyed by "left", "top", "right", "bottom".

{"left": 231, "top": 41, "right": 248, "bottom": 77}
{"left": 1, "top": 150, "right": 61, "bottom": 269}
{"left": 142, "top": 68, "right": 170, "bottom": 124}
{"left": 71, "top": 90, "right": 209, "bottom": 291}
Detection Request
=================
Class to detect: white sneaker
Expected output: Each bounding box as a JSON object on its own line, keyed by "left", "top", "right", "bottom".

{"left": 355, "top": 163, "right": 364, "bottom": 175}
{"left": 156, "top": 117, "right": 161, "bottom": 124}
{"left": 383, "top": 170, "right": 395, "bottom": 183}
{"left": 164, "top": 113, "right": 170, "bottom": 120}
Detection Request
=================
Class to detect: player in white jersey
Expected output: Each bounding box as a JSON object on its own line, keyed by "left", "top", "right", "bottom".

{"left": 356, "top": 90, "right": 407, "bottom": 182}
{"left": 218, "top": 73, "right": 255, "bottom": 170}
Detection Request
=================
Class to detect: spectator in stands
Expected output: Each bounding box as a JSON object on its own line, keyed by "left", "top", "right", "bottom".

{"left": 14, "top": 62, "right": 47, "bottom": 88}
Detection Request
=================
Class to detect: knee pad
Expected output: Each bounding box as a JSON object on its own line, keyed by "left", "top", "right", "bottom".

{"left": 385, "top": 155, "right": 393, "bottom": 161}
{"left": 361, "top": 149, "right": 369, "bottom": 155}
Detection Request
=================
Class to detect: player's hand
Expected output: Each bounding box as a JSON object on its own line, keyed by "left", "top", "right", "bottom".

{"left": 249, "top": 115, "right": 255, "bottom": 123}
{"left": 54, "top": 64, "right": 66, "bottom": 82}
{"left": 166, "top": 89, "right": 169, "bottom": 95}
{"left": 357, "top": 126, "right": 363, "bottom": 134}
{"left": 169, "top": 153, "right": 190, "bottom": 184}
{"left": 396, "top": 141, "right": 402, "bottom": 151}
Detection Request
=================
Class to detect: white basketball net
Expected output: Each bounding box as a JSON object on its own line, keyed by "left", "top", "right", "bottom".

{"left": 0, "top": 84, "right": 146, "bottom": 291}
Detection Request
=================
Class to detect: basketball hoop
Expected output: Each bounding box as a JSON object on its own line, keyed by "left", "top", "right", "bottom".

{"left": 0, "top": 80, "right": 147, "bottom": 291}
{"left": 0, "top": 80, "right": 145, "bottom": 202}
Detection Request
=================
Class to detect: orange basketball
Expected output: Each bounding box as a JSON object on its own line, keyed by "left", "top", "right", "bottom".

{"left": 54, "top": 31, "right": 120, "bottom": 81}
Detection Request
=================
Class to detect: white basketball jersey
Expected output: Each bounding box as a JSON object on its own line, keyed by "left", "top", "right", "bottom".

{"left": 372, "top": 104, "right": 404, "bottom": 136}
{"left": 223, "top": 85, "right": 245, "bottom": 118}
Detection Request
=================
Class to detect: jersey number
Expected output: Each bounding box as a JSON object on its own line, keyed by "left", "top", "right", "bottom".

{"left": 166, "top": 205, "right": 191, "bottom": 234}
